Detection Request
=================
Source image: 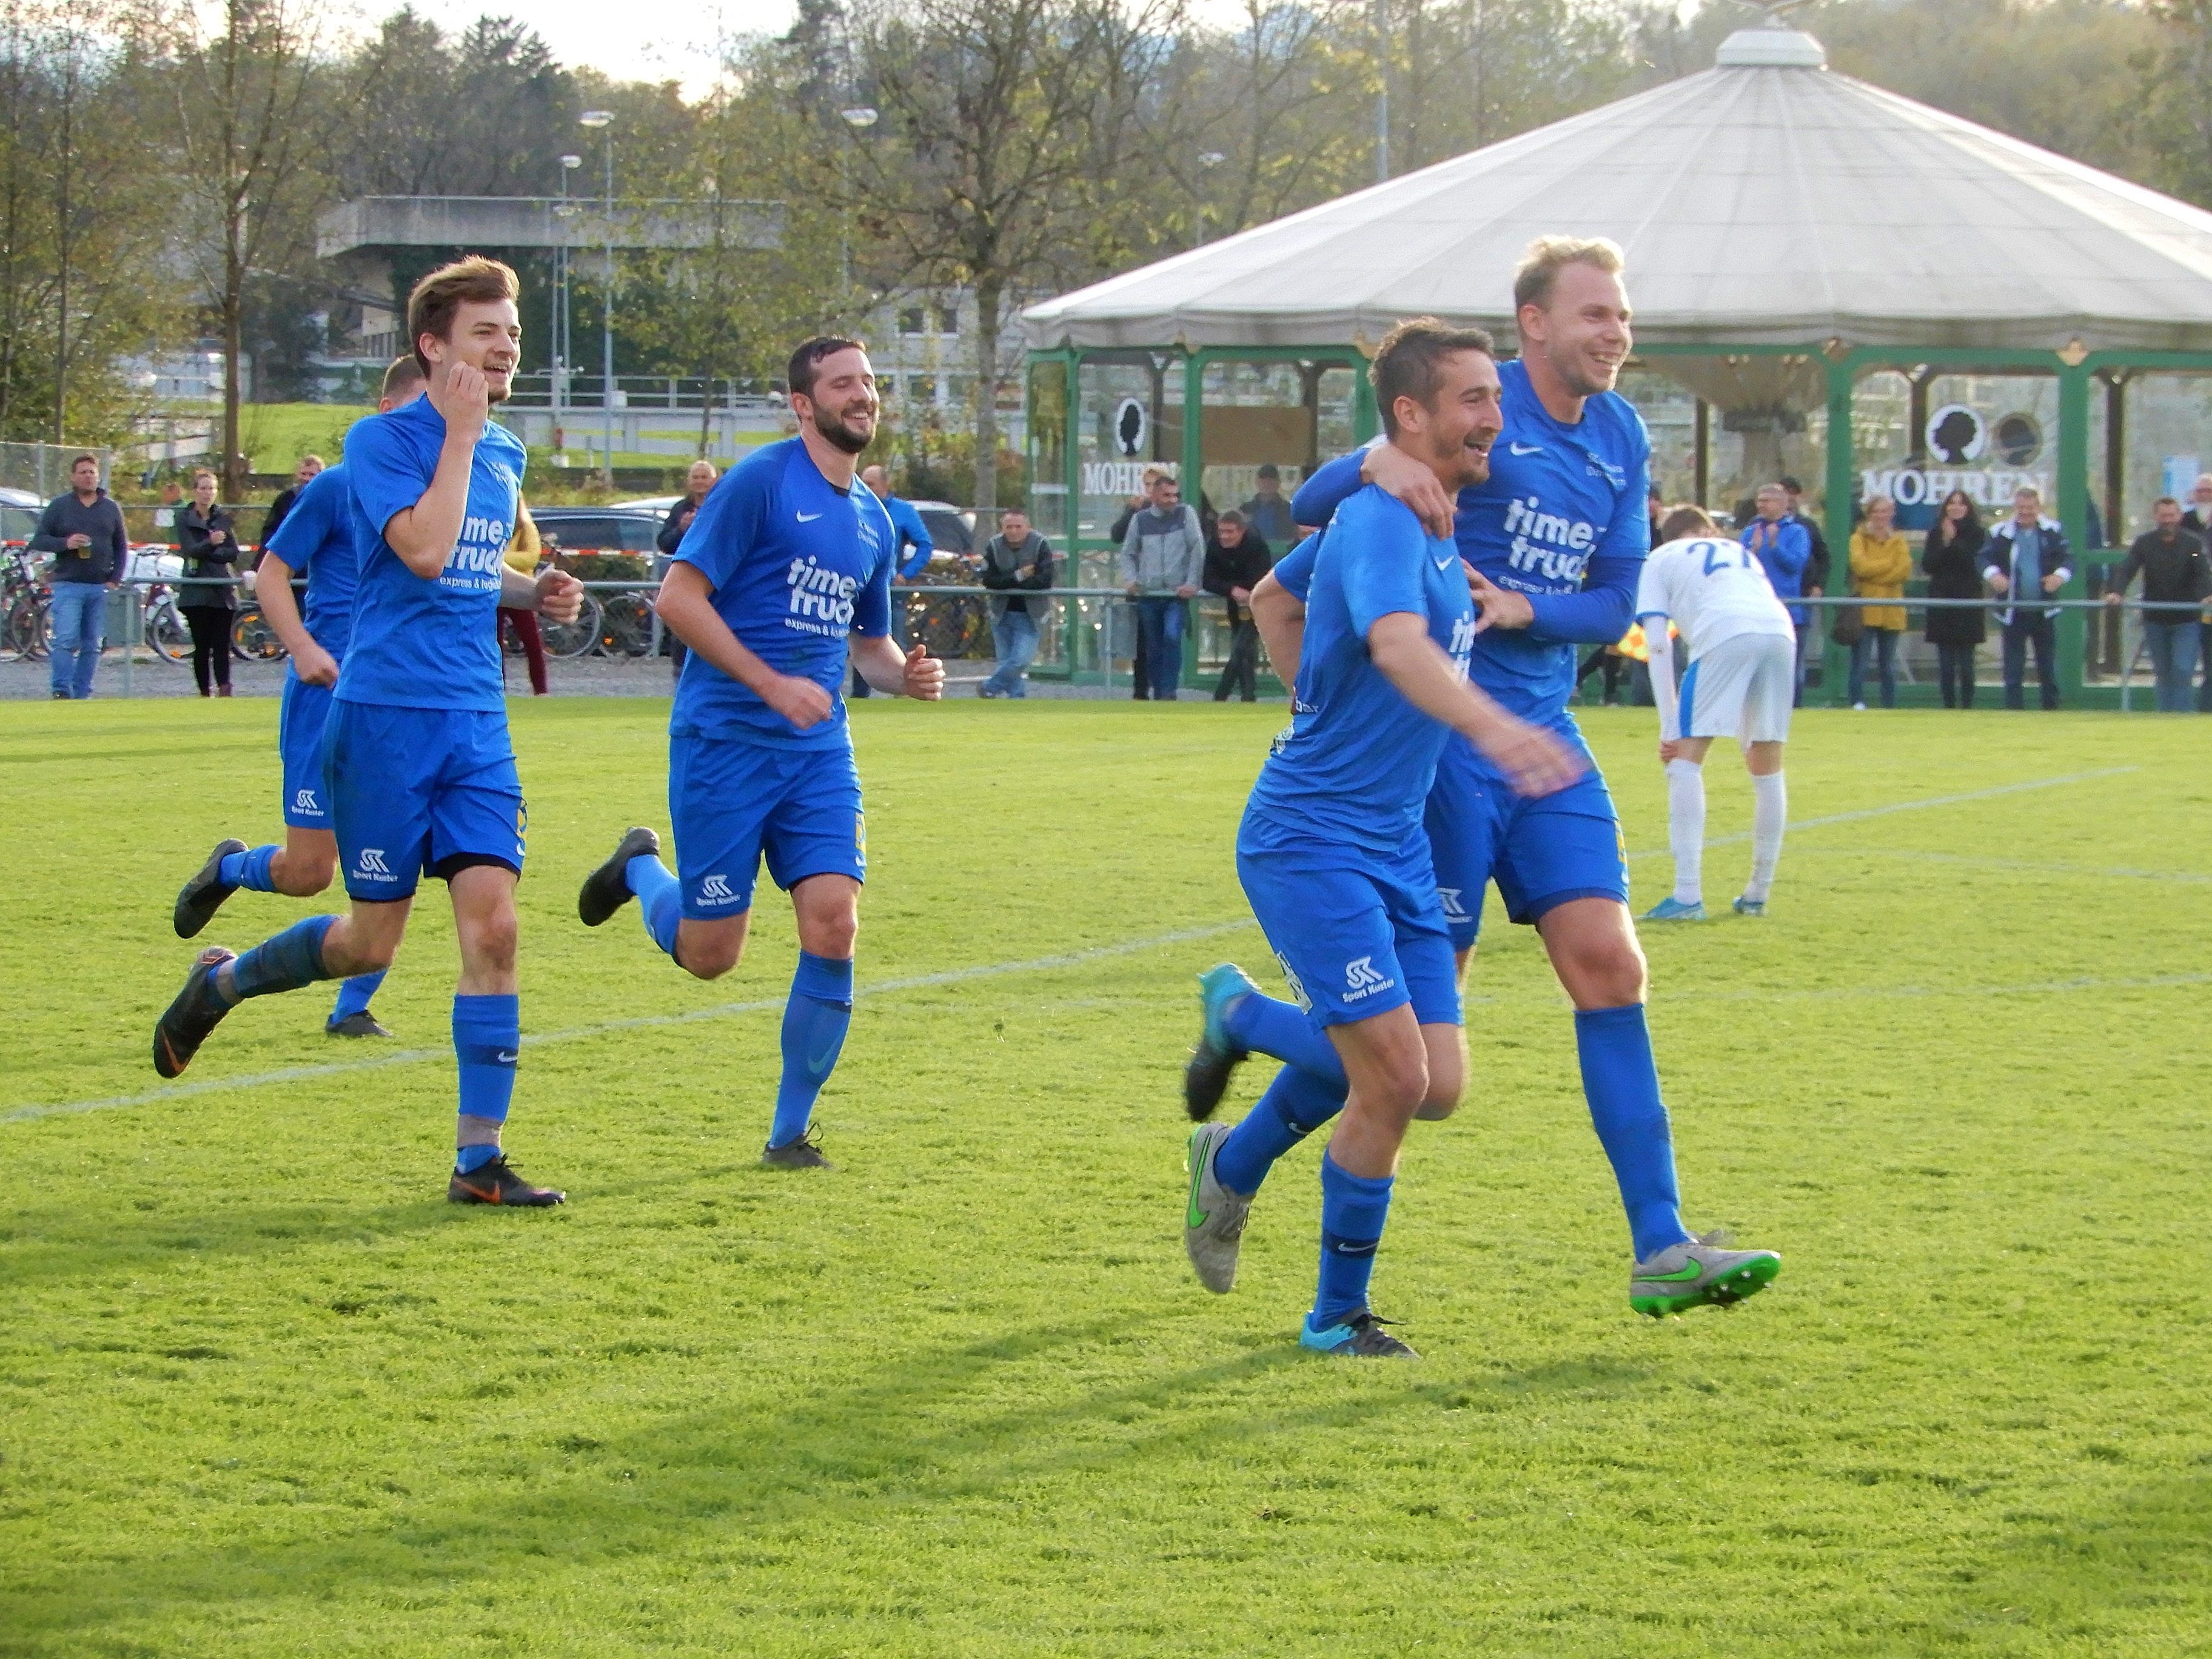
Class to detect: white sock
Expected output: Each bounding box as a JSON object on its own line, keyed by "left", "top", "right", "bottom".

{"left": 1665, "top": 758, "right": 1705, "bottom": 904}
{"left": 1746, "top": 769, "right": 1787, "bottom": 901}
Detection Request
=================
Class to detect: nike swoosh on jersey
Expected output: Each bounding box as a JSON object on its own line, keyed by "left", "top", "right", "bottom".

{"left": 1434, "top": 556, "right": 1456, "bottom": 571}
{"left": 1509, "top": 442, "right": 1544, "bottom": 455}
{"left": 796, "top": 511, "right": 823, "bottom": 521}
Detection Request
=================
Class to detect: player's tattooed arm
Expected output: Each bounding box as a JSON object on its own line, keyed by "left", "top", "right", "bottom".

{"left": 1249, "top": 570, "right": 1305, "bottom": 683}
{"left": 1367, "top": 612, "right": 1585, "bottom": 799}
{"left": 384, "top": 361, "right": 490, "bottom": 578}
{"left": 655, "top": 561, "right": 834, "bottom": 729}
{"left": 1359, "top": 443, "right": 1459, "bottom": 540}
{"left": 254, "top": 552, "right": 336, "bottom": 686}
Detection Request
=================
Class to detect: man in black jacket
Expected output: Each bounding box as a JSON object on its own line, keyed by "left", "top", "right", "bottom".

{"left": 2105, "top": 496, "right": 2211, "bottom": 712}
{"left": 1781, "top": 474, "right": 1832, "bottom": 602}
{"left": 2183, "top": 474, "right": 2212, "bottom": 711}
{"left": 1202, "top": 510, "right": 1271, "bottom": 701}
{"left": 978, "top": 506, "right": 1053, "bottom": 698}
{"left": 30, "top": 454, "right": 129, "bottom": 699}
{"left": 260, "top": 453, "right": 324, "bottom": 548}
{"left": 656, "top": 460, "right": 719, "bottom": 679}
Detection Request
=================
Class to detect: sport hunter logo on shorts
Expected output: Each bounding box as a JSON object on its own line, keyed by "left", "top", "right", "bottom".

{"left": 293, "top": 787, "right": 322, "bottom": 816}
{"left": 354, "top": 847, "right": 395, "bottom": 882}
{"left": 698, "top": 874, "right": 740, "bottom": 906}
{"left": 1343, "top": 956, "right": 1396, "bottom": 1001}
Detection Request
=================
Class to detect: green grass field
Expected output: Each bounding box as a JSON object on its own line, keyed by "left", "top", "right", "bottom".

{"left": 4, "top": 700, "right": 2208, "bottom": 1657}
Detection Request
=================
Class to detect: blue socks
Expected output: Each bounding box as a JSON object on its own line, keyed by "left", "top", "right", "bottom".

{"left": 454, "top": 993, "right": 520, "bottom": 1169}
{"left": 327, "top": 970, "right": 387, "bottom": 1028}
{"left": 220, "top": 844, "right": 280, "bottom": 893}
{"left": 628, "top": 853, "right": 683, "bottom": 956}
{"left": 1224, "top": 991, "right": 1348, "bottom": 1088}
{"left": 220, "top": 915, "right": 337, "bottom": 1004}
{"left": 1215, "top": 1065, "right": 1349, "bottom": 1195}
{"left": 1313, "top": 1151, "right": 1394, "bottom": 1329}
{"left": 771, "top": 951, "right": 853, "bottom": 1147}
{"left": 1574, "top": 1004, "right": 1693, "bottom": 1261}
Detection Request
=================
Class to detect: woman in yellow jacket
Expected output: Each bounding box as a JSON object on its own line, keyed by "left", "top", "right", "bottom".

{"left": 1848, "top": 493, "right": 1912, "bottom": 708}
{"left": 499, "top": 497, "right": 549, "bottom": 695}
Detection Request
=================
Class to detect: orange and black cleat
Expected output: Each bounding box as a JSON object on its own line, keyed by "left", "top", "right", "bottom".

{"left": 447, "top": 1155, "right": 566, "bottom": 1207}
{"left": 153, "top": 947, "right": 238, "bottom": 1078}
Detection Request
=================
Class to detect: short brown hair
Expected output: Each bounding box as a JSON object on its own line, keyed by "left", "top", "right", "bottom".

{"left": 2154, "top": 494, "right": 2180, "bottom": 509}
{"left": 1512, "top": 235, "right": 1625, "bottom": 313}
{"left": 1370, "top": 317, "right": 1497, "bottom": 438}
{"left": 71, "top": 452, "right": 98, "bottom": 471}
{"left": 190, "top": 468, "right": 216, "bottom": 485}
{"left": 381, "top": 354, "right": 426, "bottom": 401}
{"left": 1660, "top": 504, "right": 1715, "bottom": 540}
{"left": 407, "top": 255, "right": 519, "bottom": 374}
{"left": 786, "top": 336, "right": 866, "bottom": 399}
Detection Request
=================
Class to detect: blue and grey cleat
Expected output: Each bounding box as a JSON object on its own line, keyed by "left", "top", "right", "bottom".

{"left": 1299, "top": 1310, "right": 1418, "bottom": 1358}
{"left": 1641, "top": 896, "right": 1706, "bottom": 922}
{"left": 1184, "top": 1121, "right": 1252, "bottom": 1293}
{"left": 1732, "top": 895, "right": 1767, "bottom": 917}
{"left": 1184, "top": 963, "right": 1259, "bottom": 1121}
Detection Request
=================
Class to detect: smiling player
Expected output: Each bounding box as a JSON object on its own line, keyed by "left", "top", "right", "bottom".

{"left": 1185, "top": 238, "right": 1781, "bottom": 1319}
{"left": 575, "top": 337, "right": 943, "bottom": 1170}
{"left": 152, "top": 256, "right": 586, "bottom": 1207}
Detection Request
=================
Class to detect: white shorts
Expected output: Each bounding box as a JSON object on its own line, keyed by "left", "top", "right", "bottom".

{"left": 1680, "top": 631, "right": 1795, "bottom": 744}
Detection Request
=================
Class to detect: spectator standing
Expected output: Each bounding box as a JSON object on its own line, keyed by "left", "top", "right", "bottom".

{"left": 2184, "top": 474, "right": 2212, "bottom": 712}
{"left": 2105, "top": 497, "right": 2211, "bottom": 712}
{"left": 31, "top": 453, "right": 129, "bottom": 699}
{"left": 176, "top": 468, "right": 238, "bottom": 697}
{"left": 1202, "top": 509, "right": 1271, "bottom": 702}
{"left": 1646, "top": 483, "right": 1666, "bottom": 551}
{"left": 657, "top": 460, "right": 719, "bottom": 681}
{"left": 1239, "top": 464, "right": 1298, "bottom": 545}
{"left": 1118, "top": 469, "right": 1204, "bottom": 700}
{"left": 978, "top": 506, "right": 1054, "bottom": 698}
{"left": 1778, "top": 477, "right": 1831, "bottom": 690}
{"left": 152, "top": 479, "right": 184, "bottom": 534}
{"left": 1740, "top": 482, "right": 1812, "bottom": 703}
{"left": 499, "top": 497, "right": 549, "bottom": 696}
{"left": 1846, "top": 494, "right": 1911, "bottom": 709}
{"left": 1983, "top": 485, "right": 2071, "bottom": 710}
{"left": 261, "top": 453, "right": 324, "bottom": 546}
{"left": 1921, "top": 488, "right": 1986, "bottom": 708}
{"left": 852, "top": 462, "right": 934, "bottom": 695}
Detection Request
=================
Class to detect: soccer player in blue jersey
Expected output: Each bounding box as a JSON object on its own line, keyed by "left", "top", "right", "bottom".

{"left": 1189, "top": 318, "right": 1583, "bottom": 1358}
{"left": 170, "top": 355, "right": 427, "bottom": 1039}
{"left": 152, "top": 256, "right": 586, "bottom": 1208}
{"left": 575, "top": 337, "right": 943, "bottom": 1170}
{"left": 1184, "top": 238, "right": 1781, "bottom": 1319}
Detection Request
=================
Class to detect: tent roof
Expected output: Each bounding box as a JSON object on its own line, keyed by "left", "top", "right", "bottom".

{"left": 1024, "top": 25, "right": 2212, "bottom": 355}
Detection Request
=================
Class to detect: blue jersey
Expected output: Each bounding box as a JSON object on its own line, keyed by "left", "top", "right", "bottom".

{"left": 669, "top": 437, "right": 895, "bottom": 748}
{"left": 335, "top": 397, "right": 525, "bottom": 714}
{"left": 1245, "top": 486, "right": 1475, "bottom": 856}
{"left": 263, "top": 461, "right": 363, "bottom": 659}
{"left": 1291, "top": 358, "right": 1649, "bottom": 725}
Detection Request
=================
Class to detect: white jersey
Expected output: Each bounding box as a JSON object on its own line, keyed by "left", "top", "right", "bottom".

{"left": 1634, "top": 535, "right": 1796, "bottom": 658}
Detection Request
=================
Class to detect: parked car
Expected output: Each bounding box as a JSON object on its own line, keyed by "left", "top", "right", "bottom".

{"left": 611, "top": 495, "right": 680, "bottom": 517}
{"left": 0, "top": 484, "right": 41, "bottom": 545}
{"left": 908, "top": 500, "right": 977, "bottom": 558}
{"left": 530, "top": 505, "right": 666, "bottom": 557}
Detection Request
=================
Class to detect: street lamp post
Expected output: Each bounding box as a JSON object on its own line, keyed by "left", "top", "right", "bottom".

{"left": 580, "top": 110, "right": 616, "bottom": 486}
{"left": 554, "top": 153, "right": 581, "bottom": 461}
{"left": 1195, "top": 151, "right": 1225, "bottom": 247}
{"left": 837, "top": 106, "right": 878, "bottom": 307}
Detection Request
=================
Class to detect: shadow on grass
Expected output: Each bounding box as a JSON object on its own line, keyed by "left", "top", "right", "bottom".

{"left": 3, "top": 1314, "right": 1384, "bottom": 1646}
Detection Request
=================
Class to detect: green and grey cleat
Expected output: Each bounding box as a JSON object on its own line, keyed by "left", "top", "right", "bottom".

{"left": 174, "top": 838, "right": 248, "bottom": 939}
{"left": 762, "top": 1125, "right": 834, "bottom": 1170}
{"left": 1183, "top": 1120, "right": 1252, "bottom": 1293}
{"left": 1184, "top": 962, "right": 1259, "bottom": 1121}
{"left": 1631, "top": 1231, "right": 1781, "bottom": 1317}
{"left": 1299, "top": 1310, "right": 1418, "bottom": 1358}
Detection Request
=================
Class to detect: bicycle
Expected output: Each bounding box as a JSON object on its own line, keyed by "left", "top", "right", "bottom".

{"left": 231, "top": 603, "right": 286, "bottom": 662}
{"left": 141, "top": 583, "right": 192, "bottom": 663}
{"left": 2, "top": 549, "right": 48, "bottom": 660}
{"left": 596, "top": 589, "right": 655, "bottom": 657}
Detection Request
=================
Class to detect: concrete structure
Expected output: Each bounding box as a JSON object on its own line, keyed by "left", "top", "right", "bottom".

{"left": 315, "top": 196, "right": 780, "bottom": 261}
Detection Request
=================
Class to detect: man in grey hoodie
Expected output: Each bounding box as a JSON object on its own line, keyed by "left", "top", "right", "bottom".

{"left": 1117, "top": 470, "right": 1205, "bottom": 699}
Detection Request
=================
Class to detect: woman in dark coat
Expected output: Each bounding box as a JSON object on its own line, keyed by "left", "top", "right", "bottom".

{"left": 177, "top": 468, "right": 238, "bottom": 697}
{"left": 1921, "top": 488, "right": 1986, "bottom": 708}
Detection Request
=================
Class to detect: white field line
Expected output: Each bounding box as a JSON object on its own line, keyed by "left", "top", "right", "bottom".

{"left": 3, "top": 920, "right": 1253, "bottom": 1127}
{"left": 1, "top": 767, "right": 2148, "bottom": 1128}
{"left": 1624, "top": 765, "right": 2139, "bottom": 860}
{"left": 1456, "top": 969, "right": 2212, "bottom": 1013}
{"left": 1789, "top": 848, "right": 2211, "bottom": 886}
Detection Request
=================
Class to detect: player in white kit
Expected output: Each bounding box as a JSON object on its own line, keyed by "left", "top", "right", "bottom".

{"left": 1634, "top": 505, "right": 1796, "bottom": 920}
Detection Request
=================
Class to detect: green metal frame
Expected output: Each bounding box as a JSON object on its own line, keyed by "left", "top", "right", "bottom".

{"left": 1028, "top": 338, "right": 2212, "bottom": 705}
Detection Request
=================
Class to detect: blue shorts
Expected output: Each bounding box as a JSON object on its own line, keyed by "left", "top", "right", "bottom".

{"left": 669, "top": 733, "right": 865, "bottom": 919}
{"left": 326, "top": 702, "right": 525, "bottom": 902}
{"left": 1235, "top": 810, "right": 1460, "bottom": 1031}
{"left": 278, "top": 672, "right": 335, "bottom": 828}
{"left": 1425, "top": 732, "right": 1628, "bottom": 945}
